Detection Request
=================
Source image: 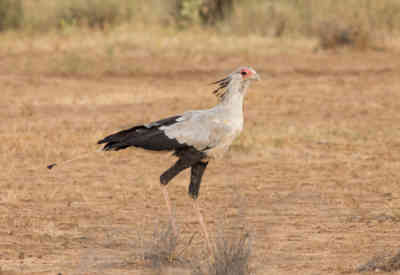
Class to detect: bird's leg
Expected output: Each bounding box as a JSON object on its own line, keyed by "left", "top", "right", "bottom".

{"left": 190, "top": 161, "right": 213, "bottom": 253}
{"left": 193, "top": 198, "right": 213, "bottom": 254}
{"left": 160, "top": 185, "right": 178, "bottom": 236}
{"left": 160, "top": 158, "right": 191, "bottom": 237}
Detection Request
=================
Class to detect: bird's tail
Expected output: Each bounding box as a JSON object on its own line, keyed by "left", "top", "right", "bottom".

{"left": 97, "top": 125, "right": 148, "bottom": 151}
{"left": 98, "top": 122, "right": 185, "bottom": 152}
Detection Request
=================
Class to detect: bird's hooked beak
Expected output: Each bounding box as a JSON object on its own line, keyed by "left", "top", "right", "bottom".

{"left": 249, "top": 68, "right": 260, "bottom": 81}
{"left": 253, "top": 73, "right": 261, "bottom": 81}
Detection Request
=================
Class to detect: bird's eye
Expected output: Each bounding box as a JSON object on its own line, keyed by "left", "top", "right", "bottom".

{"left": 240, "top": 70, "right": 248, "bottom": 76}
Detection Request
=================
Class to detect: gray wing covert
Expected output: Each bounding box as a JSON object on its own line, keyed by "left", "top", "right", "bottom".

{"left": 160, "top": 110, "right": 231, "bottom": 151}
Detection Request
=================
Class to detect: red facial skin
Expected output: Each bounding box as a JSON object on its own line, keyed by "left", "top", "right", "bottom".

{"left": 240, "top": 68, "right": 253, "bottom": 78}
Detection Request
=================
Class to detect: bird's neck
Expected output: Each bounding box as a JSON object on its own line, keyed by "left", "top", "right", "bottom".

{"left": 218, "top": 80, "right": 249, "bottom": 110}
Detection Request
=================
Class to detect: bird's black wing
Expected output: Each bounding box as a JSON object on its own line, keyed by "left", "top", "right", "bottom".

{"left": 98, "top": 116, "right": 188, "bottom": 151}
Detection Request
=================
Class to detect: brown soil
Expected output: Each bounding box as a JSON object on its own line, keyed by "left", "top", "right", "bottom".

{"left": 1, "top": 49, "right": 400, "bottom": 275}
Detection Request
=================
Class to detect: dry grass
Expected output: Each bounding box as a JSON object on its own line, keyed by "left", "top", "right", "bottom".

{"left": 2, "top": 15, "right": 400, "bottom": 274}
{"left": 230, "top": 0, "right": 400, "bottom": 36}
{"left": 143, "top": 221, "right": 184, "bottom": 269}
{"left": 314, "top": 20, "right": 377, "bottom": 51}
{"left": 0, "top": 0, "right": 23, "bottom": 31}
{"left": 0, "top": 24, "right": 316, "bottom": 77}
{"left": 358, "top": 249, "right": 400, "bottom": 272}
{"left": 1, "top": 0, "right": 400, "bottom": 46}
{"left": 21, "top": 0, "right": 137, "bottom": 32}
{"left": 194, "top": 230, "right": 252, "bottom": 275}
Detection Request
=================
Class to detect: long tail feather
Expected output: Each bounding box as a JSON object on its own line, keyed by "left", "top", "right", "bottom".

{"left": 47, "top": 149, "right": 103, "bottom": 170}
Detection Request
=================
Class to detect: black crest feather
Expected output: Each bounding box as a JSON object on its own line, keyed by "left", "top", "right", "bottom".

{"left": 211, "top": 76, "right": 231, "bottom": 99}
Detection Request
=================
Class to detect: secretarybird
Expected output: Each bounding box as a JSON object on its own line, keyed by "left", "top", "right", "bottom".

{"left": 98, "top": 66, "right": 260, "bottom": 248}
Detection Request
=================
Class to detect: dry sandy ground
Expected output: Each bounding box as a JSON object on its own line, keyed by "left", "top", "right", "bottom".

{"left": 1, "top": 41, "right": 400, "bottom": 274}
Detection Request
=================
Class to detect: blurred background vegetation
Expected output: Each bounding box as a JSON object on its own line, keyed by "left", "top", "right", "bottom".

{"left": 2, "top": 0, "right": 400, "bottom": 50}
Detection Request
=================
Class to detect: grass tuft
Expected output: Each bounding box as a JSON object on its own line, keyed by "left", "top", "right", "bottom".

{"left": 358, "top": 250, "right": 400, "bottom": 272}
{"left": 194, "top": 230, "right": 252, "bottom": 275}
{"left": 22, "top": 0, "right": 135, "bottom": 32}
{"left": 143, "top": 221, "right": 187, "bottom": 269}
{"left": 0, "top": 0, "right": 23, "bottom": 32}
{"left": 315, "top": 20, "right": 376, "bottom": 51}
{"left": 55, "top": 0, "right": 131, "bottom": 30}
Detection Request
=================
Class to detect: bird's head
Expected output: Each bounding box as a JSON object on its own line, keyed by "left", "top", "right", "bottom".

{"left": 212, "top": 66, "right": 260, "bottom": 99}
{"left": 235, "top": 66, "right": 260, "bottom": 81}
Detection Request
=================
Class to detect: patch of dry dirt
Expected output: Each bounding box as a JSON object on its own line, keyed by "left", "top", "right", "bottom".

{"left": 1, "top": 50, "right": 400, "bottom": 274}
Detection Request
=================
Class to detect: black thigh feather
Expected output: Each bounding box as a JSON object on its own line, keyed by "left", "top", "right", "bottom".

{"left": 160, "top": 147, "right": 208, "bottom": 198}
{"left": 189, "top": 161, "right": 208, "bottom": 199}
